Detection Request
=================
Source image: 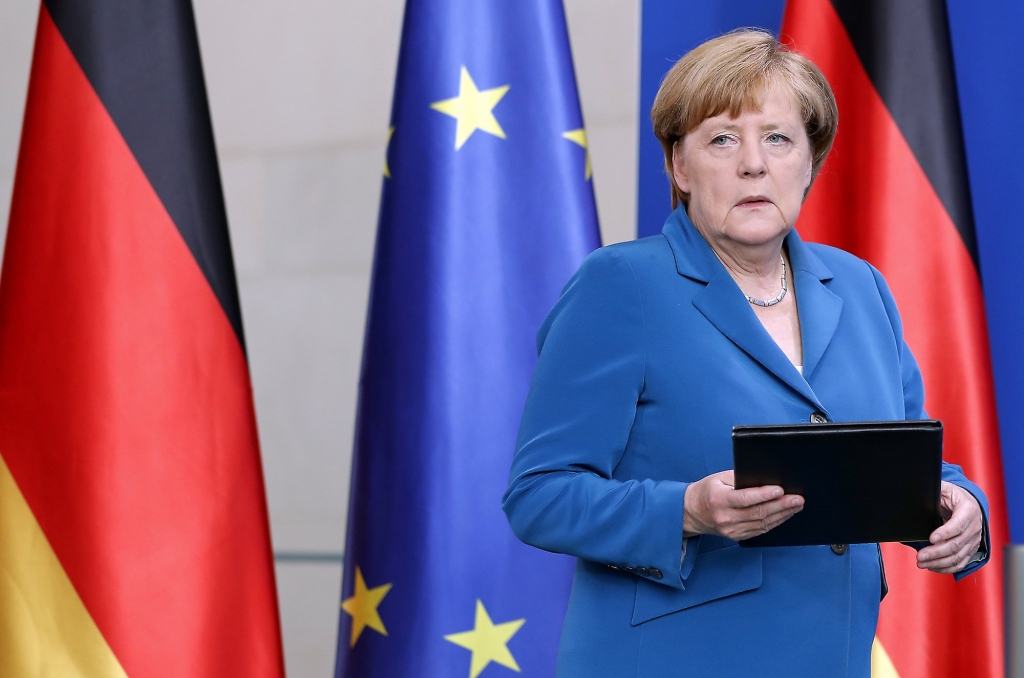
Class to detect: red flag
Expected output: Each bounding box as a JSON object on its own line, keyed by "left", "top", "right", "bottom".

{"left": 781, "top": 1, "right": 1007, "bottom": 676}
{"left": 0, "top": 2, "right": 285, "bottom": 676}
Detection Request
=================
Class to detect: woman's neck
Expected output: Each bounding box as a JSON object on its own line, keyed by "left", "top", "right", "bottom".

{"left": 707, "top": 237, "right": 788, "bottom": 301}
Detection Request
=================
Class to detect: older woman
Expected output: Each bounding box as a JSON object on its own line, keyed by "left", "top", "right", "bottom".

{"left": 502, "top": 29, "right": 989, "bottom": 677}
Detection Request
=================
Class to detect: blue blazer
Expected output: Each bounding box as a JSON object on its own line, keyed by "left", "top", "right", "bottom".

{"left": 503, "top": 208, "right": 990, "bottom": 677}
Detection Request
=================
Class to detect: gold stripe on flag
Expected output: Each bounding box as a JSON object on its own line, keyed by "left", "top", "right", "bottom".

{"left": 0, "top": 453, "right": 128, "bottom": 676}
{"left": 872, "top": 636, "right": 902, "bottom": 678}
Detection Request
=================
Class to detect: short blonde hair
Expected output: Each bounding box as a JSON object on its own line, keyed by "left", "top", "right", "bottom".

{"left": 651, "top": 29, "right": 838, "bottom": 208}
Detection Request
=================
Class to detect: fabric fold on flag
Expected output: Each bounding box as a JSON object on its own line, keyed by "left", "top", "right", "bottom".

{"left": 335, "top": 1, "right": 601, "bottom": 676}
{"left": 0, "top": 2, "right": 284, "bottom": 676}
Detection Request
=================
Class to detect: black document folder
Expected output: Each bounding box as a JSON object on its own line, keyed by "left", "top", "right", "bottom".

{"left": 732, "top": 420, "right": 944, "bottom": 547}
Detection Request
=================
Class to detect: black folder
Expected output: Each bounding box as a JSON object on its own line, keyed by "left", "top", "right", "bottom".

{"left": 732, "top": 420, "right": 944, "bottom": 547}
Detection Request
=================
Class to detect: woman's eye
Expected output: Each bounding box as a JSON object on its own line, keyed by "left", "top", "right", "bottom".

{"left": 766, "top": 133, "right": 789, "bottom": 144}
{"left": 711, "top": 135, "right": 731, "bottom": 146}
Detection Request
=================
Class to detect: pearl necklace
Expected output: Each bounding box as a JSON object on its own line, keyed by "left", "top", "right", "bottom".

{"left": 744, "top": 255, "right": 787, "bottom": 307}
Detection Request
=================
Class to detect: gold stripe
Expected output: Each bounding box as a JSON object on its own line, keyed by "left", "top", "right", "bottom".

{"left": 872, "top": 636, "right": 901, "bottom": 678}
{"left": 0, "top": 453, "right": 129, "bottom": 677}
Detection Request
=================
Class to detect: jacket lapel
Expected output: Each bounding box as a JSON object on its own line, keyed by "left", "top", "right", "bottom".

{"left": 691, "top": 269, "right": 825, "bottom": 409}
{"left": 786, "top": 229, "right": 842, "bottom": 380}
{"left": 663, "top": 209, "right": 837, "bottom": 411}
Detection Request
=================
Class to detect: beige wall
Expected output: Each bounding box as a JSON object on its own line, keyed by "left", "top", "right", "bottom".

{"left": 0, "top": 1, "right": 639, "bottom": 675}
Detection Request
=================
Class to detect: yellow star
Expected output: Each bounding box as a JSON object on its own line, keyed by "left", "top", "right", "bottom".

{"left": 444, "top": 600, "right": 526, "bottom": 678}
{"left": 562, "top": 128, "right": 592, "bottom": 180}
{"left": 383, "top": 126, "right": 395, "bottom": 178}
{"left": 430, "top": 67, "right": 510, "bottom": 150}
{"left": 340, "top": 566, "right": 392, "bottom": 647}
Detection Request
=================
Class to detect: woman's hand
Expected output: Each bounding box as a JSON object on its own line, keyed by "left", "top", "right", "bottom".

{"left": 917, "top": 481, "right": 984, "bottom": 574}
{"left": 683, "top": 470, "right": 804, "bottom": 540}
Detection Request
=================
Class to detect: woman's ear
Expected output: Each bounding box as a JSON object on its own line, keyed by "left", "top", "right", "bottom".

{"left": 672, "top": 140, "right": 690, "bottom": 194}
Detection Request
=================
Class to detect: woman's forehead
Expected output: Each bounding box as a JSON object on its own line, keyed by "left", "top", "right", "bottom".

{"left": 697, "top": 84, "right": 802, "bottom": 128}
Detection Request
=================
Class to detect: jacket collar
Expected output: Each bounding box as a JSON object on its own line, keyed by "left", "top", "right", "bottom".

{"left": 662, "top": 207, "right": 842, "bottom": 412}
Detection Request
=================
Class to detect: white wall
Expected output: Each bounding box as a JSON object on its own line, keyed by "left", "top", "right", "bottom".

{"left": 0, "top": 1, "right": 639, "bottom": 675}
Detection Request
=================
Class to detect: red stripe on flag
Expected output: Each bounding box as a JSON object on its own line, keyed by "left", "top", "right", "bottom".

{"left": 782, "top": 1, "right": 1008, "bottom": 676}
{"left": 0, "top": 6, "right": 284, "bottom": 677}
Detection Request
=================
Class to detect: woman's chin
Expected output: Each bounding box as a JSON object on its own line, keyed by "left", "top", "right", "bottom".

{"left": 722, "top": 220, "right": 792, "bottom": 249}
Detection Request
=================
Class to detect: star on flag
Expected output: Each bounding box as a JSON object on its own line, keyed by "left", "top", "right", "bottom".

{"left": 444, "top": 599, "right": 526, "bottom": 678}
{"left": 562, "top": 128, "right": 592, "bottom": 180}
{"left": 341, "top": 566, "right": 392, "bottom": 647}
{"left": 431, "top": 67, "right": 510, "bottom": 150}
{"left": 383, "top": 126, "right": 395, "bottom": 178}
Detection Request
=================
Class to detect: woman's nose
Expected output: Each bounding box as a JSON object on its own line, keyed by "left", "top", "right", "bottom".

{"left": 738, "top": 142, "right": 767, "bottom": 177}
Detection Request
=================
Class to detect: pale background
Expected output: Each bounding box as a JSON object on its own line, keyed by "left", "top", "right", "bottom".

{"left": 0, "top": 1, "right": 641, "bottom": 675}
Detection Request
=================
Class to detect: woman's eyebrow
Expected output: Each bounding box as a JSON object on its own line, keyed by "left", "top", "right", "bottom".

{"left": 716, "top": 122, "right": 743, "bottom": 131}
{"left": 760, "top": 121, "right": 798, "bottom": 131}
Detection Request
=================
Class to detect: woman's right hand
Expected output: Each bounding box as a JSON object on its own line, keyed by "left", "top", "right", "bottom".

{"left": 683, "top": 470, "right": 804, "bottom": 540}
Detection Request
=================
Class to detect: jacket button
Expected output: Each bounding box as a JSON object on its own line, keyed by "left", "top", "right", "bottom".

{"left": 635, "top": 566, "right": 649, "bottom": 576}
{"left": 648, "top": 567, "right": 663, "bottom": 580}
{"left": 811, "top": 412, "right": 827, "bottom": 424}
{"left": 831, "top": 543, "right": 848, "bottom": 555}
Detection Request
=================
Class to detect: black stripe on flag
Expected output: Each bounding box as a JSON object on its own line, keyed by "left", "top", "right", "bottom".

{"left": 830, "top": 0, "right": 979, "bottom": 270}
{"left": 44, "top": 0, "right": 247, "bottom": 349}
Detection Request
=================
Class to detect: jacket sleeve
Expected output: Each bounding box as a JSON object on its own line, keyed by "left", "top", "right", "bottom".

{"left": 502, "top": 246, "right": 691, "bottom": 591}
{"left": 869, "top": 263, "right": 991, "bottom": 579}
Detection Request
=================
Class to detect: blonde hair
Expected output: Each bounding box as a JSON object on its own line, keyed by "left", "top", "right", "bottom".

{"left": 651, "top": 29, "right": 838, "bottom": 208}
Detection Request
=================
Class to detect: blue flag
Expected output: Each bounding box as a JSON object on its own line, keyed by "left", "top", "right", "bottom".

{"left": 335, "top": 1, "right": 601, "bottom": 676}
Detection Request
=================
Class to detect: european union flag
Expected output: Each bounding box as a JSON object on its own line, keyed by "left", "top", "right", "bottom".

{"left": 334, "top": 1, "right": 601, "bottom": 676}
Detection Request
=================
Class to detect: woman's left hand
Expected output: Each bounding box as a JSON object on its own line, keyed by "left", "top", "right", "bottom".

{"left": 917, "top": 481, "right": 984, "bottom": 574}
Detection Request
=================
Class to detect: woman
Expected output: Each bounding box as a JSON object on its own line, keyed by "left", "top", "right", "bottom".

{"left": 502, "top": 30, "right": 988, "bottom": 676}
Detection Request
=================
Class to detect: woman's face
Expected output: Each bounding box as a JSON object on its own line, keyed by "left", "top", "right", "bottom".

{"left": 672, "top": 86, "right": 813, "bottom": 251}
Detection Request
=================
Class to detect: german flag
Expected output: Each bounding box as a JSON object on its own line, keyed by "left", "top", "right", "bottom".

{"left": 0, "top": 1, "right": 285, "bottom": 675}
{"left": 781, "top": 1, "right": 1007, "bottom": 676}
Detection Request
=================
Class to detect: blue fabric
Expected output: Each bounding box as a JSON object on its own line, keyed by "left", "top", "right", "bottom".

{"left": 948, "top": 0, "right": 1024, "bottom": 541}
{"left": 334, "top": 1, "right": 600, "bottom": 676}
{"left": 503, "top": 207, "right": 990, "bottom": 677}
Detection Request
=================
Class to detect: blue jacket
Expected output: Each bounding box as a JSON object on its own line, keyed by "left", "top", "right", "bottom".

{"left": 503, "top": 208, "right": 990, "bottom": 677}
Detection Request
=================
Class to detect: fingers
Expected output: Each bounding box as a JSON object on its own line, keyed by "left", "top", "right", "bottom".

{"left": 683, "top": 470, "right": 804, "bottom": 540}
{"left": 928, "top": 511, "right": 969, "bottom": 544}
{"left": 722, "top": 502, "right": 803, "bottom": 541}
{"left": 715, "top": 494, "right": 804, "bottom": 541}
{"left": 729, "top": 484, "right": 785, "bottom": 508}
{"left": 918, "top": 533, "right": 981, "bottom": 574}
{"left": 931, "top": 483, "right": 974, "bottom": 542}
{"left": 919, "top": 483, "right": 984, "bottom": 574}
{"left": 706, "top": 470, "right": 786, "bottom": 508}
{"left": 919, "top": 525, "right": 982, "bottom": 573}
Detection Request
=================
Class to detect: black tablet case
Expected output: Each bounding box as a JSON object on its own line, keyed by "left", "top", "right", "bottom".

{"left": 732, "top": 420, "right": 944, "bottom": 547}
